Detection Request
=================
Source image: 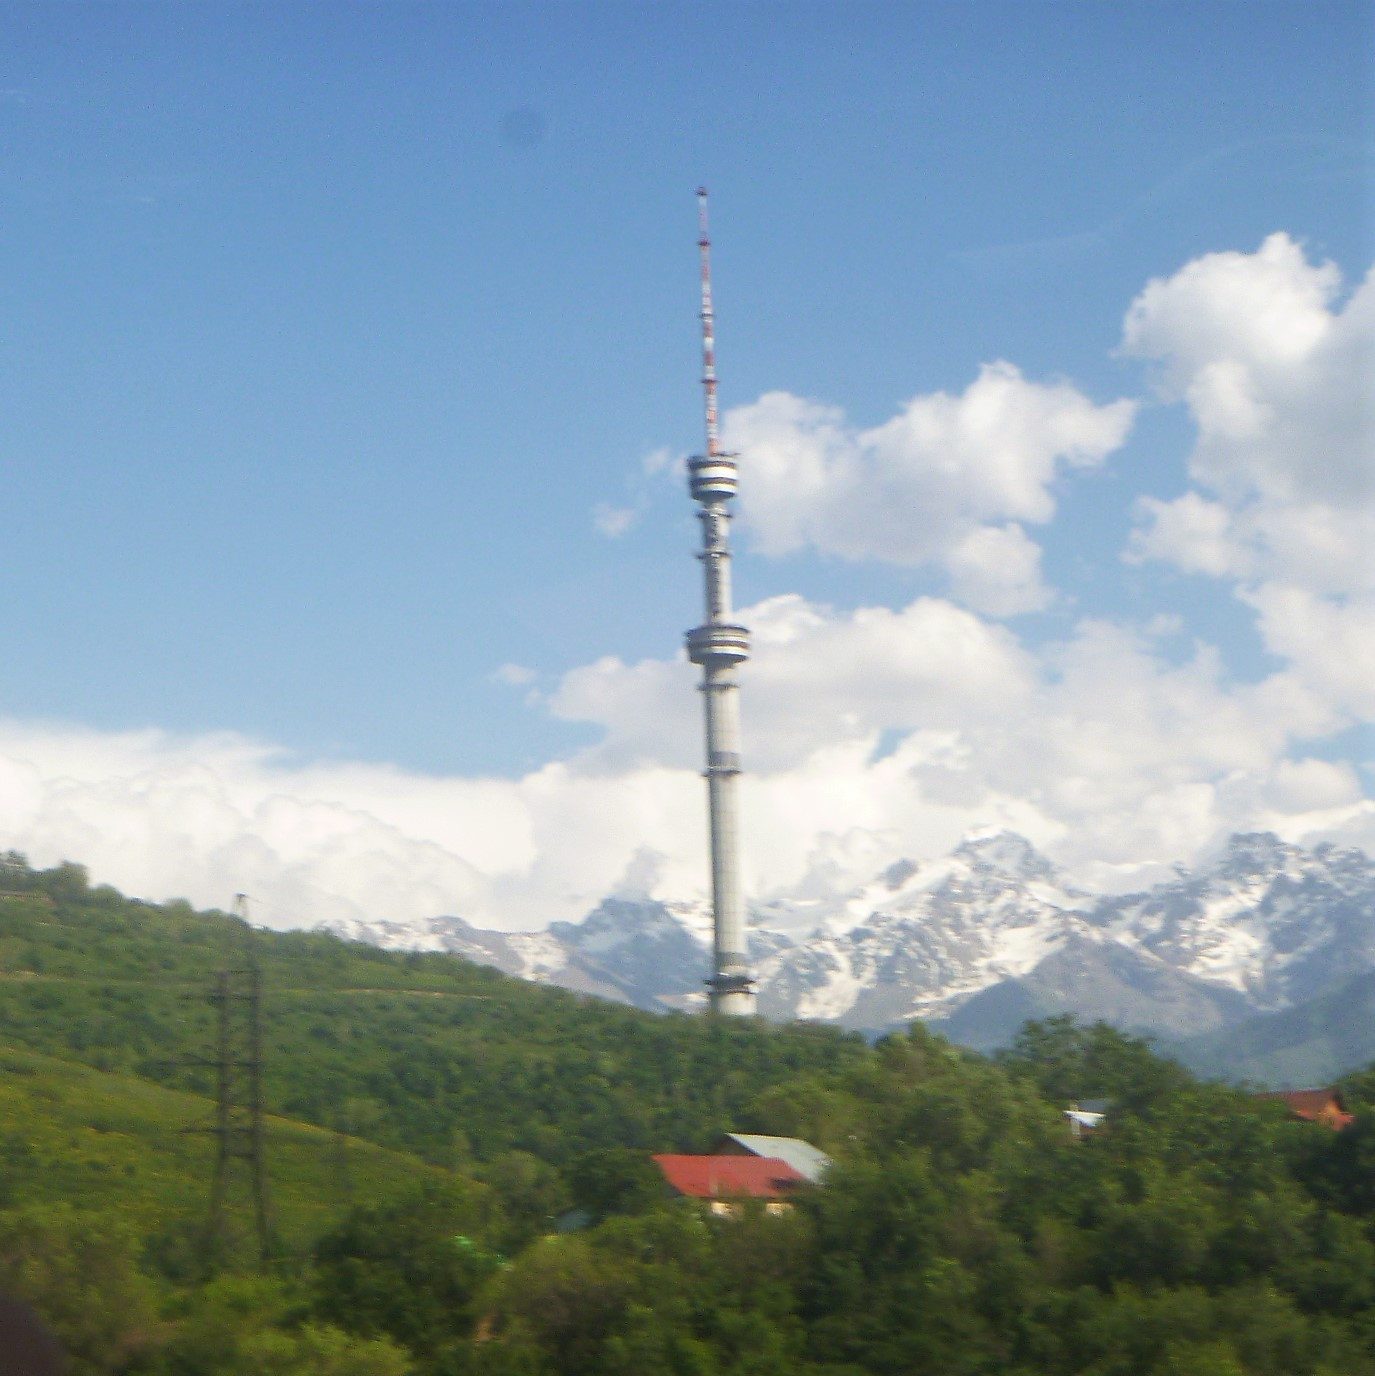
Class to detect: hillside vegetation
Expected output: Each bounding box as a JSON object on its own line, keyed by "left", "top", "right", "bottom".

{"left": 0, "top": 853, "right": 1372, "bottom": 1374}
{"left": 0, "top": 854, "right": 868, "bottom": 1167}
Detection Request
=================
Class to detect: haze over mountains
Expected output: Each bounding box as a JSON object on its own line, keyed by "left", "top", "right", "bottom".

{"left": 326, "top": 831, "right": 1375, "bottom": 1077}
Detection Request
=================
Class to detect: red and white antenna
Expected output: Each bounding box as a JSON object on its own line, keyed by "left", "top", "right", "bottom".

{"left": 697, "top": 186, "right": 721, "bottom": 458}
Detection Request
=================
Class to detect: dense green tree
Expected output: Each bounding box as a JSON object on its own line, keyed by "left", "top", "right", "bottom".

{"left": 0, "top": 1203, "right": 158, "bottom": 1375}
{"left": 311, "top": 1179, "right": 498, "bottom": 1359}
{"left": 151, "top": 1274, "right": 413, "bottom": 1376}
{"left": 563, "top": 1147, "right": 665, "bottom": 1223}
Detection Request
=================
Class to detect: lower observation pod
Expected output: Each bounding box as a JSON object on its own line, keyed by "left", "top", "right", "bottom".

{"left": 687, "top": 454, "right": 738, "bottom": 502}
{"left": 706, "top": 970, "right": 756, "bottom": 1000}
{"left": 685, "top": 622, "right": 750, "bottom": 666}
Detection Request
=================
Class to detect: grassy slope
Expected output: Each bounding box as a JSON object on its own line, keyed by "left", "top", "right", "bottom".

{"left": 0, "top": 1040, "right": 447, "bottom": 1252}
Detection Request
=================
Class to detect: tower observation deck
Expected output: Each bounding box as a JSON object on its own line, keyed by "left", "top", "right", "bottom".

{"left": 687, "top": 189, "right": 754, "bottom": 1015}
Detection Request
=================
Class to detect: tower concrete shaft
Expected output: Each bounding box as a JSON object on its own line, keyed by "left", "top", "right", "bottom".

{"left": 687, "top": 189, "right": 754, "bottom": 1015}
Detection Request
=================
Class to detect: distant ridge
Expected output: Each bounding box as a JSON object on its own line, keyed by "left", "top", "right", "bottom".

{"left": 1172, "top": 969, "right": 1375, "bottom": 1087}
{"left": 325, "top": 832, "right": 1375, "bottom": 1079}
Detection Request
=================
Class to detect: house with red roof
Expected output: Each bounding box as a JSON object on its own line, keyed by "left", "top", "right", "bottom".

{"left": 1253, "top": 1088, "right": 1354, "bottom": 1131}
{"left": 652, "top": 1152, "right": 808, "bottom": 1217}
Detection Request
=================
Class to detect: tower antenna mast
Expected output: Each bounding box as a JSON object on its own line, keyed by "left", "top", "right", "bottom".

{"left": 698, "top": 188, "right": 721, "bottom": 458}
{"left": 686, "top": 188, "right": 755, "bottom": 1014}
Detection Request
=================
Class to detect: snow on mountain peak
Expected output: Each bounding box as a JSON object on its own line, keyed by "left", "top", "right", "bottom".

{"left": 1088, "top": 833, "right": 1375, "bottom": 1008}
{"left": 951, "top": 830, "right": 1056, "bottom": 881}
{"left": 320, "top": 831, "right": 1374, "bottom": 1040}
{"left": 1216, "top": 832, "right": 1305, "bottom": 883}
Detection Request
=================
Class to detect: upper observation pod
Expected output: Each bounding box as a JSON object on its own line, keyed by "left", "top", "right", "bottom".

{"left": 687, "top": 453, "right": 739, "bottom": 504}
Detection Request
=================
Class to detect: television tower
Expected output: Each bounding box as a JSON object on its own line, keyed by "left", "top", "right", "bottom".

{"left": 686, "top": 188, "right": 754, "bottom": 1015}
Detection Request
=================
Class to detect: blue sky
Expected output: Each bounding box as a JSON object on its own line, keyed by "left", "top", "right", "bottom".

{"left": 0, "top": 2, "right": 1371, "bottom": 930}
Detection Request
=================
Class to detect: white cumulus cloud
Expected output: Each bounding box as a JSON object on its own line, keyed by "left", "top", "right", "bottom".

{"left": 1124, "top": 232, "right": 1375, "bottom": 595}
{"left": 946, "top": 523, "right": 1053, "bottom": 616}
{"left": 6, "top": 574, "right": 1369, "bottom": 937}
{"left": 1121, "top": 234, "right": 1374, "bottom": 794}
{"left": 722, "top": 362, "right": 1135, "bottom": 615}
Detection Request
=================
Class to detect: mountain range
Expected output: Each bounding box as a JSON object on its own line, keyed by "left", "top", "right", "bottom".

{"left": 324, "top": 831, "right": 1375, "bottom": 1080}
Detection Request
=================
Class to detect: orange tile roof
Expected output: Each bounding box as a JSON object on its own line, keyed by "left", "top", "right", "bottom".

{"left": 1254, "top": 1088, "right": 1354, "bottom": 1130}
{"left": 652, "top": 1154, "right": 806, "bottom": 1199}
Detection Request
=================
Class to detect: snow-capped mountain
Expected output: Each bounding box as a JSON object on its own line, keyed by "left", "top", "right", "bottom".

{"left": 322, "top": 832, "right": 1375, "bottom": 1046}
{"left": 754, "top": 834, "right": 1093, "bottom": 1027}
{"left": 1089, "top": 833, "right": 1375, "bottom": 1011}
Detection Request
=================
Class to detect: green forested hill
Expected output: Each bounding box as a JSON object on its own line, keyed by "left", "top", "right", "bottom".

{"left": 0, "top": 853, "right": 868, "bottom": 1168}
{"left": 1, "top": 852, "right": 1373, "bottom": 1376}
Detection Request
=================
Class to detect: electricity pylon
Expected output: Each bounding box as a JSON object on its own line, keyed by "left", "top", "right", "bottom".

{"left": 186, "top": 894, "right": 272, "bottom": 1263}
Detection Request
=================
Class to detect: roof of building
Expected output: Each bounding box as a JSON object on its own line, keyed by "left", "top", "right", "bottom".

{"left": 653, "top": 1154, "right": 806, "bottom": 1199}
{"left": 1254, "top": 1088, "right": 1354, "bottom": 1129}
{"left": 1064, "top": 1110, "right": 1106, "bottom": 1130}
{"left": 714, "top": 1133, "right": 834, "bottom": 1183}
